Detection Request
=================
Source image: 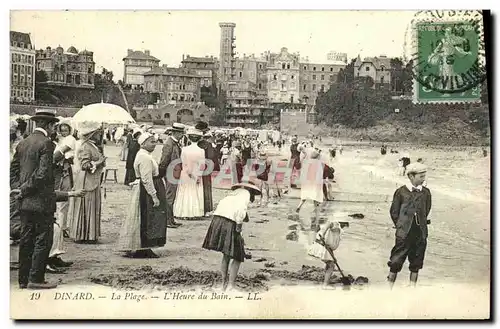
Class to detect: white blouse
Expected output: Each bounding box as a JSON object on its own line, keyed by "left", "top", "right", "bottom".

{"left": 213, "top": 188, "right": 250, "bottom": 224}
{"left": 133, "top": 148, "right": 159, "bottom": 197}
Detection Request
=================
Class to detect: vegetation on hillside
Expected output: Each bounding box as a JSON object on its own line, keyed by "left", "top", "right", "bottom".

{"left": 315, "top": 57, "right": 490, "bottom": 144}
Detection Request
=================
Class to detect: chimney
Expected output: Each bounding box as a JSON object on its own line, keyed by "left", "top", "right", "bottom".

{"left": 182, "top": 54, "right": 185, "bottom": 61}
{"left": 145, "top": 50, "right": 150, "bottom": 56}
{"left": 127, "top": 49, "right": 133, "bottom": 55}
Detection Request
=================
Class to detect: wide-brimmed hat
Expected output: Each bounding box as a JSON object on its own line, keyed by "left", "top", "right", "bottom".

{"left": 406, "top": 163, "right": 427, "bottom": 175}
{"left": 231, "top": 181, "right": 262, "bottom": 196}
{"left": 171, "top": 123, "right": 185, "bottom": 132}
{"left": 187, "top": 128, "right": 203, "bottom": 136}
{"left": 30, "top": 109, "right": 59, "bottom": 123}
{"left": 195, "top": 121, "right": 210, "bottom": 133}
{"left": 138, "top": 132, "right": 154, "bottom": 145}
{"left": 132, "top": 127, "right": 143, "bottom": 139}
{"left": 78, "top": 121, "right": 102, "bottom": 137}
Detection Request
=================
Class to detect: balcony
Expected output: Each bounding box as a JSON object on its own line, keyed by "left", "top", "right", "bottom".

{"left": 226, "top": 118, "right": 259, "bottom": 124}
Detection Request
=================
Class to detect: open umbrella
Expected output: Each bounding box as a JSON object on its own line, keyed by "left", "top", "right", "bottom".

{"left": 72, "top": 102, "right": 135, "bottom": 126}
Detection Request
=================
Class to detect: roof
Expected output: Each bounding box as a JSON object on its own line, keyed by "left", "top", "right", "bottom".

{"left": 182, "top": 56, "right": 216, "bottom": 64}
{"left": 123, "top": 50, "right": 160, "bottom": 61}
{"left": 144, "top": 67, "right": 199, "bottom": 78}
{"left": 355, "top": 56, "right": 391, "bottom": 70}
{"left": 10, "top": 31, "right": 32, "bottom": 47}
{"left": 67, "top": 46, "right": 78, "bottom": 54}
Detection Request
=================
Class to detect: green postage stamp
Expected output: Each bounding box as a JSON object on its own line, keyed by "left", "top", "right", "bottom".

{"left": 411, "top": 11, "right": 487, "bottom": 103}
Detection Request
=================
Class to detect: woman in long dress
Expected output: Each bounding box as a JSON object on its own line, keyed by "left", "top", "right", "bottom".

{"left": 118, "top": 132, "right": 167, "bottom": 258}
{"left": 69, "top": 121, "right": 106, "bottom": 243}
{"left": 197, "top": 131, "right": 220, "bottom": 216}
{"left": 124, "top": 129, "right": 142, "bottom": 186}
{"left": 295, "top": 148, "right": 324, "bottom": 244}
{"left": 173, "top": 128, "right": 205, "bottom": 219}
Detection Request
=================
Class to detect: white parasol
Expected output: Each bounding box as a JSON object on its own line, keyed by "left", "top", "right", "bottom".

{"left": 72, "top": 102, "right": 135, "bottom": 128}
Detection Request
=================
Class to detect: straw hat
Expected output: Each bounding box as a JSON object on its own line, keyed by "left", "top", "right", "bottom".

{"left": 187, "top": 128, "right": 203, "bottom": 136}
{"left": 30, "top": 109, "right": 59, "bottom": 123}
{"left": 171, "top": 123, "right": 185, "bottom": 132}
{"left": 231, "top": 181, "right": 262, "bottom": 196}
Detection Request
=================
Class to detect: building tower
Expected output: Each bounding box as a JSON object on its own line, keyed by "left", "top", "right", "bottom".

{"left": 218, "top": 22, "right": 236, "bottom": 92}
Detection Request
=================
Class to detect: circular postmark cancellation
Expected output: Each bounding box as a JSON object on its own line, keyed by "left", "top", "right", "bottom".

{"left": 409, "top": 10, "right": 487, "bottom": 102}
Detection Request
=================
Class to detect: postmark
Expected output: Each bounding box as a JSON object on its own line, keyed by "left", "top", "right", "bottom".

{"left": 410, "top": 10, "right": 487, "bottom": 104}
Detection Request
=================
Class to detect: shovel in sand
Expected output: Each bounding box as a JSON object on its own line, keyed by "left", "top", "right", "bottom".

{"left": 317, "top": 234, "right": 351, "bottom": 287}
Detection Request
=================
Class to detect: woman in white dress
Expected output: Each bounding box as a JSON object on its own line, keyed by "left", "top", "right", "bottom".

{"left": 173, "top": 128, "right": 205, "bottom": 219}
{"left": 295, "top": 148, "right": 324, "bottom": 244}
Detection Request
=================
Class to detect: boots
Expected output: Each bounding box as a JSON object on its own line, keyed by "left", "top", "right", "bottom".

{"left": 387, "top": 272, "right": 397, "bottom": 289}
{"left": 410, "top": 271, "right": 418, "bottom": 287}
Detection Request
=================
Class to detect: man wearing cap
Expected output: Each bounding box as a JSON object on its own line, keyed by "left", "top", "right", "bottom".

{"left": 10, "top": 109, "right": 60, "bottom": 289}
{"left": 387, "top": 162, "right": 432, "bottom": 288}
{"left": 159, "top": 122, "right": 185, "bottom": 228}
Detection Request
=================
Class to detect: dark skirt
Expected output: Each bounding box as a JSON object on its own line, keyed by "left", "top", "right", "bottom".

{"left": 201, "top": 175, "right": 213, "bottom": 213}
{"left": 202, "top": 215, "right": 245, "bottom": 262}
{"left": 139, "top": 176, "right": 167, "bottom": 248}
{"left": 124, "top": 168, "right": 136, "bottom": 186}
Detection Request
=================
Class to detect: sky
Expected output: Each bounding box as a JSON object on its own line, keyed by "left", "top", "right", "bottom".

{"left": 10, "top": 10, "right": 417, "bottom": 82}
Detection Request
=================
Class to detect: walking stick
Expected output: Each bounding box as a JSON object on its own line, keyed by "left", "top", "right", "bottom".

{"left": 317, "top": 234, "right": 351, "bottom": 286}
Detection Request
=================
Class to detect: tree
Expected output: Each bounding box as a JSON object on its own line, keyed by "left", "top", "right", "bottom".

{"left": 35, "top": 70, "right": 49, "bottom": 83}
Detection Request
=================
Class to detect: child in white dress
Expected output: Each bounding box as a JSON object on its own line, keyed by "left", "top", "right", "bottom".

{"left": 308, "top": 215, "right": 345, "bottom": 288}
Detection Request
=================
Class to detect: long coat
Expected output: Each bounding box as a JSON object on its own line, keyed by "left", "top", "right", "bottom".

{"left": 390, "top": 186, "right": 432, "bottom": 239}
{"left": 10, "top": 130, "right": 56, "bottom": 214}
{"left": 159, "top": 136, "right": 182, "bottom": 182}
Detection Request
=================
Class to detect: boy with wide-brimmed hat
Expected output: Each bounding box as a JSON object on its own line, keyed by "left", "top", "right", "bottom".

{"left": 387, "top": 162, "right": 432, "bottom": 288}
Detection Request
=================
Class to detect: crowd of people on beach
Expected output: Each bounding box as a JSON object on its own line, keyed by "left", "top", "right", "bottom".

{"left": 10, "top": 109, "right": 434, "bottom": 291}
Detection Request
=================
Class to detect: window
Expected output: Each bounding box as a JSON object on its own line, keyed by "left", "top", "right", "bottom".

{"left": 290, "top": 82, "right": 296, "bottom": 89}
{"left": 365, "top": 66, "right": 370, "bottom": 71}
{"left": 321, "top": 84, "right": 325, "bottom": 91}
{"left": 11, "top": 54, "right": 14, "bottom": 62}
{"left": 380, "top": 66, "right": 385, "bottom": 71}
{"left": 287, "top": 64, "right": 290, "bottom": 69}
{"left": 381, "top": 76, "right": 385, "bottom": 84}
{"left": 313, "top": 67, "right": 316, "bottom": 71}
{"left": 303, "top": 65, "right": 307, "bottom": 70}
{"left": 291, "top": 75, "right": 295, "bottom": 80}
{"left": 321, "top": 74, "right": 325, "bottom": 80}
{"left": 239, "top": 71, "right": 242, "bottom": 78}
{"left": 312, "top": 84, "right": 316, "bottom": 91}
{"left": 312, "top": 75, "right": 316, "bottom": 80}
{"left": 321, "top": 67, "right": 325, "bottom": 71}
{"left": 258, "top": 83, "right": 262, "bottom": 89}
{"left": 303, "top": 84, "right": 306, "bottom": 90}
{"left": 75, "top": 75, "right": 80, "bottom": 84}
{"left": 281, "top": 83, "right": 285, "bottom": 90}
{"left": 259, "top": 64, "right": 263, "bottom": 69}
{"left": 330, "top": 67, "right": 333, "bottom": 71}
{"left": 282, "top": 63, "right": 286, "bottom": 69}
{"left": 273, "top": 74, "right": 277, "bottom": 80}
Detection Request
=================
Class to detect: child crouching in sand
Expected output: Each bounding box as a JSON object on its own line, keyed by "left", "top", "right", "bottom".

{"left": 308, "top": 214, "right": 346, "bottom": 288}
{"left": 202, "top": 182, "right": 261, "bottom": 291}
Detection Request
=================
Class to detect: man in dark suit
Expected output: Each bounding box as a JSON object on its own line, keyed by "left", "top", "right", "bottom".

{"left": 10, "top": 109, "right": 60, "bottom": 289}
{"left": 159, "top": 122, "right": 185, "bottom": 228}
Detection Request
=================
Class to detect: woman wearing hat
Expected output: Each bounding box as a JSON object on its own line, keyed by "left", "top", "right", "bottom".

{"left": 296, "top": 148, "right": 325, "bottom": 244}
{"left": 202, "top": 181, "right": 261, "bottom": 291}
{"left": 173, "top": 128, "right": 205, "bottom": 219}
{"left": 124, "top": 128, "right": 142, "bottom": 186}
{"left": 69, "top": 121, "right": 106, "bottom": 243}
{"left": 197, "top": 129, "right": 220, "bottom": 216}
{"left": 118, "top": 133, "right": 167, "bottom": 258}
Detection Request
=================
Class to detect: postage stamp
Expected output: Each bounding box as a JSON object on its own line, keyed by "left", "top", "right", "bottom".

{"left": 411, "top": 10, "right": 487, "bottom": 104}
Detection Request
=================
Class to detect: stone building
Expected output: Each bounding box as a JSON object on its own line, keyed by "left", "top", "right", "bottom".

{"left": 123, "top": 49, "right": 160, "bottom": 88}
{"left": 218, "top": 22, "right": 237, "bottom": 91}
{"left": 10, "top": 31, "right": 36, "bottom": 102}
{"left": 354, "top": 55, "right": 391, "bottom": 86}
{"left": 266, "top": 47, "right": 301, "bottom": 104}
{"left": 299, "top": 59, "right": 345, "bottom": 105}
{"left": 181, "top": 55, "right": 218, "bottom": 87}
{"left": 143, "top": 65, "right": 201, "bottom": 103}
{"left": 35, "top": 45, "right": 95, "bottom": 89}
